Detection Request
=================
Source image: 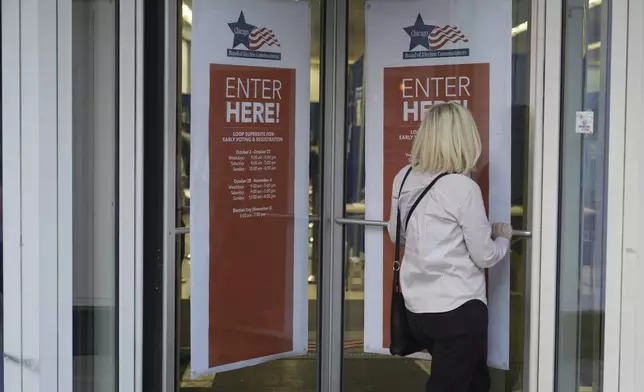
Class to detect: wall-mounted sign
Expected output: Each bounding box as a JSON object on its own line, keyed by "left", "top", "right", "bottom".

{"left": 576, "top": 111, "right": 594, "bottom": 134}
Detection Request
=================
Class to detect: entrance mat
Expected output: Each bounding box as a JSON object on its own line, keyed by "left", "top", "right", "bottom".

{"left": 343, "top": 358, "right": 429, "bottom": 391}
{"left": 209, "top": 357, "right": 429, "bottom": 392}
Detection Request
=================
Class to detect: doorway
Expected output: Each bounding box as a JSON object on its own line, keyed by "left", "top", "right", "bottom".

{"left": 161, "top": 0, "right": 540, "bottom": 391}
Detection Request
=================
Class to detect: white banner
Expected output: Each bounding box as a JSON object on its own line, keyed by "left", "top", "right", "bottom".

{"left": 190, "top": 0, "right": 311, "bottom": 377}
{"left": 363, "top": 0, "right": 512, "bottom": 369}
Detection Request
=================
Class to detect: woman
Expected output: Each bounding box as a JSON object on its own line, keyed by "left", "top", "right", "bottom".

{"left": 387, "top": 102, "right": 512, "bottom": 392}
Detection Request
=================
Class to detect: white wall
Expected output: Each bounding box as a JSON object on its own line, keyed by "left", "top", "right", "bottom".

{"left": 2, "top": 0, "right": 64, "bottom": 389}
{"left": 619, "top": 0, "right": 644, "bottom": 389}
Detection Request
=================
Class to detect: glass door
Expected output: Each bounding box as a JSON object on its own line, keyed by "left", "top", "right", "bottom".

{"left": 166, "top": 0, "right": 546, "bottom": 391}
{"left": 70, "top": 1, "right": 120, "bottom": 391}
{"left": 332, "top": 0, "right": 537, "bottom": 391}
{"left": 172, "top": 1, "right": 325, "bottom": 390}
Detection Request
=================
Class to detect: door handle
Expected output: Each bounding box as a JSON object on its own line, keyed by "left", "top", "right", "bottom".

{"left": 334, "top": 217, "right": 532, "bottom": 238}
{"left": 512, "top": 230, "right": 532, "bottom": 238}
{"left": 335, "top": 217, "right": 386, "bottom": 227}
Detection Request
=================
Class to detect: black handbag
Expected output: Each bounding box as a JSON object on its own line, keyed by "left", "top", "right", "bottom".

{"left": 390, "top": 168, "right": 449, "bottom": 357}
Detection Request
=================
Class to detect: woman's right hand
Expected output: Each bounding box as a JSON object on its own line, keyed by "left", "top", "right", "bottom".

{"left": 491, "top": 223, "right": 513, "bottom": 240}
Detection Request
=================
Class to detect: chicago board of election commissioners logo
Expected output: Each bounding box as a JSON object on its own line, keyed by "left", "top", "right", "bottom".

{"left": 403, "top": 14, "right": 470, "bottom": 59}
{"left": 227, "top": 11, "right": 282, "bottom": 61}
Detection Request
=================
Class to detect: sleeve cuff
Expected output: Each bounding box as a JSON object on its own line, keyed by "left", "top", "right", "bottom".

{"left": 496, "top": 237, "right": 510, "bottom": 250}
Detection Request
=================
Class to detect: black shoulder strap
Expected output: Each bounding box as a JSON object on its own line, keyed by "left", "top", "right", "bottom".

{"left": 394, "top": 167, "right": 414, "bottom": 266}
{"left": 395, "top": 171, "right": 448, "bottom": 268}
{"left": 397, "top": 167, "right": 414, "bottom": 199}
{"left": 404, "top": 172, "right": 449, "bottom": 230}
{"left": 393, "top": 169, "right": 447, "bottom": 291}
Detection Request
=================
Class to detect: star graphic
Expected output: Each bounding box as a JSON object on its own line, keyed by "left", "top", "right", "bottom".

{"left": 403, "top": 14, "right": 435, "bottom": 51}
{"left": 228, "top": 11, "right": 257, "bottom": 49}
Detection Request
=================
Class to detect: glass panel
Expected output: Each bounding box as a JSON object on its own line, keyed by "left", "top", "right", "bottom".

{"left": 72, "top": 0, "right": 119, "bottom": 390}
{"left": 176, "top": 0, "right": 322, "bottom": 390}
{"left": 343, "top": 0, "right": 532, "bottom": 391}
{"left": 555, "top": 0, "right": 609, "bottom": 390}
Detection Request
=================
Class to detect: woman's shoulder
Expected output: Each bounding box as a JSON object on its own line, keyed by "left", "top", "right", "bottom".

{"left": 395, "top": 164, "right": 412, "bottom": 176}
{"left": 442, "top": 173, "right": 477, "bottom": 185}
{"left": 434, "top": 173, "right": 481, "bottom": 198}
{"left": 392, "top": 164, "right": 413, "bottom": 184}
{"left": 393, "top": 166, "right": 480, "bottom": 195}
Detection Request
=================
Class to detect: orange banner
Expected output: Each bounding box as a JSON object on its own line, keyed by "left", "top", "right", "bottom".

{"left": 381, "top": 64, "right": 490, "bottom": 347}
{"left": 208, "top": 63, "right": 296, "bottom": 366}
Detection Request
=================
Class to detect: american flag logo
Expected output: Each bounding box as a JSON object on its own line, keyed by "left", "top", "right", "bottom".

{"left": 249, "top": 27, "right": 281, "bottom": 51}
{"left": 429, "top": 25, "right": 469, "bottom": 50}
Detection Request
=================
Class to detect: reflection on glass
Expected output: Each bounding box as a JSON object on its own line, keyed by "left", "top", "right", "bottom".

{"left": 176, "top": 0, "right": 322, "bottom": 390}
{"left": 556, "top": 0, "right": 607, "bottom": 391}
{"left": 343, "top": 0, "right": 531, "bottom": 391}
{"left": 72, "top": 0, "right": 119, "bottom": 391}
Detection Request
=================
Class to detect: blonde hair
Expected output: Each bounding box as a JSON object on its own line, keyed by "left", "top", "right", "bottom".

{"left": 410, "top": 102, "right": 481, "bottom": 174}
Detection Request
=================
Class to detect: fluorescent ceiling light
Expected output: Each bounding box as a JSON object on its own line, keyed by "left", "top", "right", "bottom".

{"left": 588, "top": 41, "right": 601, "bottom": 51}
{"left": 512, "top": 22, "right": 528, "bottom": 37}
{"left": 183, "top": 4, "right": 192, "bottom": 25}
{"left": 589, "top": 0, "right": 601, "bottom": 8}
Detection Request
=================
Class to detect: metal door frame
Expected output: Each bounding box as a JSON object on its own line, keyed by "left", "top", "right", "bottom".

{"left": 318, "top": 0, "right": 347, "bottom": 390}
{"left": 619, "top": 0, "right": 644, "bottom": 390}
{"left": 1, "top": 0, "right": 24, "bottom": 389}
{"left": 1, "top": 0, "right": 63, "bottom": 390}
{"left": 1, "top": 0, "right": 143, "bottom": 391}
{"left": 537, "top": 0, "right": 630, "bottom": 391}
{"left": 321, "top": 0, "right": 551, "bottom": 391}
{"left": 119, "top": 0, "right": 145, "bottom": 391}
{"left": 162, "top": 0, "right": 179, "bottom": 391}
{"left": 604, "top": 0, "right": 629, "bottom": 386}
